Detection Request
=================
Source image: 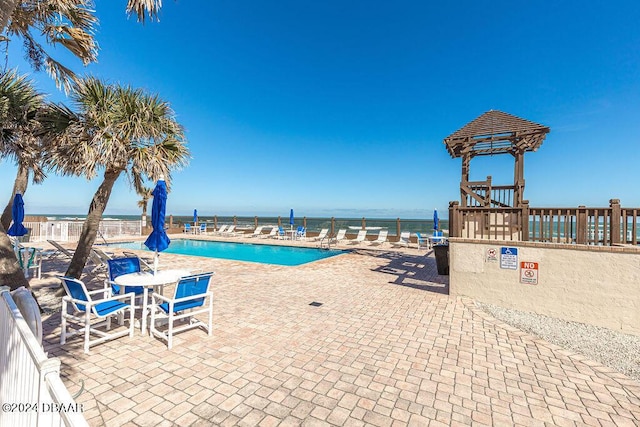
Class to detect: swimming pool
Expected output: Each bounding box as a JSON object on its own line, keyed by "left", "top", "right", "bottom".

{"left": 110, "top": 239, "right": 345, "bottom": 266}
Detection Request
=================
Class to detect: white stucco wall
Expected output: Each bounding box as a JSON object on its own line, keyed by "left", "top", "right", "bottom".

{"left": 449, "top": 239, "right": 640, "bottom": 335}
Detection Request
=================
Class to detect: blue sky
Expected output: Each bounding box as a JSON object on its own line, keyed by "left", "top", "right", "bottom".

{"left": 1, "top": 1, "right": 640, "bottom": 218}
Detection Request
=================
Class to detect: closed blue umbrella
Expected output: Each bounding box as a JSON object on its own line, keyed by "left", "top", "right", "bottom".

{"left": 193, "top": 209, "right": 198, "bottom": 226}
{"left": 289, "top": 209, "right": 294, "bottom": 230}
{"left": 144, "top": 179, "right": 170, "bottom": 273}
{"left": 7, "top": 193, "right": 28, "bottom": 255}
{"left": 7, "top": 193, "right": 28, "bottom": 237}
{"left": 433, "top": 209, "right": 439, "bottom": 233}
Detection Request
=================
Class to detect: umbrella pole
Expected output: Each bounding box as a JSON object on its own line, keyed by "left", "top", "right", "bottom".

{"left": 153, "top": 251, "right": 159, "bottom": 275}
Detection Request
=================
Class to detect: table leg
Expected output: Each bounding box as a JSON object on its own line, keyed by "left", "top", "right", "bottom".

{"left": 141, "top": 287, "right": 149, "bottom": 335}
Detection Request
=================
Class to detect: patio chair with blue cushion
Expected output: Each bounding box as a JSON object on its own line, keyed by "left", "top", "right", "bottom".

{"left": 273, "top": 226, "right": 286, "bottom": 240}
{"left": 149, "top": 272, "right": 214, "bottom": 349}
{"left": 59, "top": 276, "right": 135, "bottom": 354}
{"left": 416, "top": 232, "right": 429, "bottom": 249}
{"left": 105, "top": 257, "right": 146, "bottom": 300}
{"left": 296, "top": 226, "right": 306, "bottom": 240}
{"left": 183, "top": 223, "right": 192, "bottom": 233}
{"left": 199, "top": 223, "right": 207, "bottom": 234}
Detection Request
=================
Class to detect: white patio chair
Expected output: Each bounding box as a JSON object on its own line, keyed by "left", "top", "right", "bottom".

{"left": 59, "top": 276, "right": 135, "bottom": 354}
{"left": 369, "top": 230, "right": 389, "bottom": 246}
{"left": 213, "top": 224, "right": 228, "bottom": 235}
{"left": 245, "top": 225, "right": 264, "bottom": 238}
{"left": 330, "top": 229, "right": 347, "bottom": 244}
{"left": 311, "top": 228, "right": 329, "bottom": 241}
{"left": 262, "top": 226, "right": 278, "bottom": 239}
{"left": 346, "top": 230, "right": 367, "bottom": 245}
{"left": 391, "top": 231, "right": 411, "bottom": 248}
{"left": 149, "top": 272, "right": 214, "bottom": 349}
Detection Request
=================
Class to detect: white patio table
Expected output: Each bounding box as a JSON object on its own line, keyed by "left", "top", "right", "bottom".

{"left": 114, "top": 269, "right": 191, "bottom": 334}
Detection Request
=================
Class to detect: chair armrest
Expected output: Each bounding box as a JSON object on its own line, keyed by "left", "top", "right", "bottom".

{"left": 151, "top": 293, "right": 173, "bottom": 304}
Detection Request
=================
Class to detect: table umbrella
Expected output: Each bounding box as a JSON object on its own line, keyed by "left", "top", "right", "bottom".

{"left": 7, "top": 193, "right": 28, "bottom": 253}
{"left": 193, "top": 209, "right": 198, "bottom": 226}
{"left": 144, "top": 179, "right": 170, "bottom": 273}
{"left": 289, "top": 209, "right": 294, "bottom": 231}
{"left": 433, "top": 209, "right": 439, "bottom": 232}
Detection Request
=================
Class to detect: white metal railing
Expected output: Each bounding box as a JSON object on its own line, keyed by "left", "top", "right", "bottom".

{"left": 0, "top": 287, "right": 88, "bottom": 427}
{"left": 22, "top": 220, "right": 142, "bottom": 243}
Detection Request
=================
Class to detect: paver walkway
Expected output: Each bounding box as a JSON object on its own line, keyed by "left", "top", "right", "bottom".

{"left": 38, "top": 238, "right": 640, "bottom": 426}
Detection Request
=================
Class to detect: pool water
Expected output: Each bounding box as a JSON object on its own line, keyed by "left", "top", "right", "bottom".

{"left": 111, "top": 239, "right": 344, "bottom": 266}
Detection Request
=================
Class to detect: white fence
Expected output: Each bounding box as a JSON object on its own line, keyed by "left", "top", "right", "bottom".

{"left": 23, "top": 220, "right": 142, "bottom": 243}
{"left": 0, "top": 287, "right": 88, "bottom": 427}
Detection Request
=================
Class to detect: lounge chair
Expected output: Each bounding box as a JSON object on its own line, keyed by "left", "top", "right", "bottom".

{"left": 149, "top": 272, "right": 214, "bottom": 349}
{"left": 391, "top": 231, "right": 411, "bottom": 248}
{"left": 369, "top": 230, "right": 388, "bottom": 246}
{"left": 311, "top": 228, "right": 329, "bottom": 241}
{"left": 261, "top": 226, "right": 278, "bottom": 239}
{"left": 346, "top": 230, "right": 367, "bottom": 245}
{"left": 59, "top": 276, "right": 135, "bottom": 354}
{"left": 331, "top": 229, "right": 347, "bottom": 244}
{"left": 47, "top": 240, "right": 75, "bottom": 260}
{"left": 245, "top": 226, "right": 264, "bottom": 238}
{"left": 213, "top": 224, "right": 228, "bottom": 235}
{"left": 221, "top": 225, "right": 239, "bottom": 237}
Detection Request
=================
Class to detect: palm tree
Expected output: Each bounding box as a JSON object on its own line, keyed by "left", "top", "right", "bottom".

{"left": 137, "top": 186, "right": 153, "bottom": 226}
{"left": 1, "top": 1, "right": 163, "bottom": 91}
{"left": 0, "top": 70, "right": 47, "bottom": 230}
{"left": 0, "top": 70, "right": 46, "bottom": 290}
{"left": 42, "top": 77, "right": 189, "bottom": 279}
{"left": 4, "top": 0, "right": 98, "bottom": 92}
{"left": 1, "top": 1, "right": 163, "bottom": 33}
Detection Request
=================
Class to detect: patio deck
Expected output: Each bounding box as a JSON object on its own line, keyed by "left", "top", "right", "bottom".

{"left": 35, "top": 236, "right": 640, "bottom": 426}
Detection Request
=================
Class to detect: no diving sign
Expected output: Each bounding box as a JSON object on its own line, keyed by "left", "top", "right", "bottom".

{"left": 520, "top": 262, "right": 539, "bottom": 285}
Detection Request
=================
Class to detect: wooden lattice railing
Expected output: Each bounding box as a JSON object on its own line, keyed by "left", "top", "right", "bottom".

{"left": 449, "top": 199, "right": 640, "bottom": 246}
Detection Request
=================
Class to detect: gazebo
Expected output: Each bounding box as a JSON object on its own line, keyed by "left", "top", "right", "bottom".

{"left": 443, "top": 110, "right": 550, "bottom": 209}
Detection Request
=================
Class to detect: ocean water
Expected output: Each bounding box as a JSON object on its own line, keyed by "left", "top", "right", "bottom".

{"left": 40, "top": 214, "right": 448, "bottom": 237}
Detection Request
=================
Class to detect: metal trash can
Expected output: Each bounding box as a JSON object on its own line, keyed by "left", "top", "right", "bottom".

{"left": 433, "top": 244, "right": 449, "bottom": 275}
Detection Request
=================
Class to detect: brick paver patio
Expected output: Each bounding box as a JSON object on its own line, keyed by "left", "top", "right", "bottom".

{"left": 38, "top": 236, "right": 640, "bottom": 426}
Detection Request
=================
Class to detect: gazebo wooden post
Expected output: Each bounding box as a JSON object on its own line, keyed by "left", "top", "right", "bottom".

{"left": 448, "top": 201, "right": 459, "bottom": 238}
{"left": 513, "top": 150, "right": 525, "bottom": 207}
{"left": 610, "top": 199, "right": 621, "bottom": 244}
{"left": 521, "top": 200, "right": 530, "bottom": 241}
{"left": 461, "top": 151, "right": 471, "bottom": 207}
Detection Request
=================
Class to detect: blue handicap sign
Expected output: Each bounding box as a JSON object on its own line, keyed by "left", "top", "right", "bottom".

{"left": 501, "top": 247, "right": 518, "bottom": 256}
{"left": 500, "top": 247, "right": 518, "bottom": 269}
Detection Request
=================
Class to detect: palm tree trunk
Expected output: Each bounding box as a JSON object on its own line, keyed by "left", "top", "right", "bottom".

{"left": 65, "top": 169, "right": 122, "bottom": 279}
{"left": 0, "top": 224, "right": 30, "bottom": 290}
{"left": 1, "top": 162, "right": 30, "bottom": 230}
{"left": 0, "top": 0, "right": 19, "bottom": 35}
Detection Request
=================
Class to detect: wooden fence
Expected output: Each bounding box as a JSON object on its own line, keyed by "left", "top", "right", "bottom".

{"left": 449, "top": 199, "right": 640, "bottom": 246}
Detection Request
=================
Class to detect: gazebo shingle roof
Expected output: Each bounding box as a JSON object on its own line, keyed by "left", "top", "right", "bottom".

{"left": 443, "top": 110, "right": 550, "bottom": 158}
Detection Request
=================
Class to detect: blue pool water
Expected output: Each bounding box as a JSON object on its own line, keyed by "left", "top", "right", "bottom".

{"left": 110, "top": 239, "right": 344, "bottom": 266}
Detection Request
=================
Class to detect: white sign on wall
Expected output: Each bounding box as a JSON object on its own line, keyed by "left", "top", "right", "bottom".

{"left": 486, "top": 248, "right": 498, "bottom": 262}
{"left": 520, "top": 261, "right": 539, "bottom": 285}
{"left": 500, "top": 247, "right": 518, "bottom": 269}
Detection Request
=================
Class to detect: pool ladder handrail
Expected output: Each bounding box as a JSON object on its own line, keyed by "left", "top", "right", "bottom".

{"left": 319, "top": 233, "right": 333, "bottom": 250}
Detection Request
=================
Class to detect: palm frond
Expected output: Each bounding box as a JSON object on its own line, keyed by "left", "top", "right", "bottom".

{"left": 126, "top": 0, "right": 162, "bottom": 23}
